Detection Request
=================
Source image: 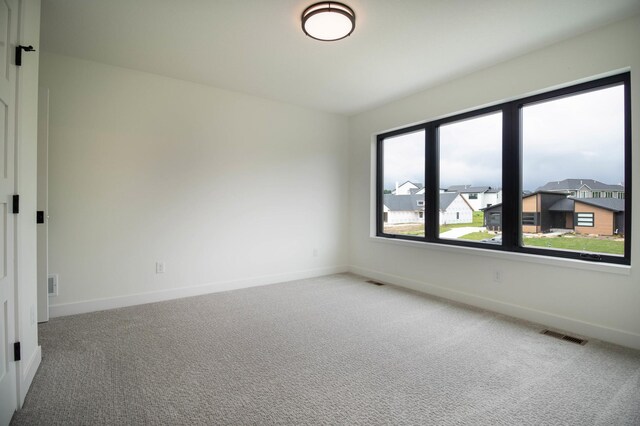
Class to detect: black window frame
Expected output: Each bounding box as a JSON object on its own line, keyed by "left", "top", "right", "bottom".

{"left": 376, "top": 72, "right": 631, "bottom": 265}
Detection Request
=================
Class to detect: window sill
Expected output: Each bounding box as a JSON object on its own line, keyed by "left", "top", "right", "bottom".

{"left": 368, "top": 236, "right": 631, "bottom": 276}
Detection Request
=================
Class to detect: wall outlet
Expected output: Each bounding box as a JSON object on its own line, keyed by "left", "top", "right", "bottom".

{"left": 48, "top": 274, "right": 59, "bottom": 296}
{"left": 156, "top": 261, "right": 165, "bottom": 274}
{"left": 493, "top": 270, "right": 503, "bottom": 283}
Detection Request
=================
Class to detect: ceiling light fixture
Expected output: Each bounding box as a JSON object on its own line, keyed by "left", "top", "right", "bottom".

{"left": 301, "top": 2, "right": 355, "bottom": 42}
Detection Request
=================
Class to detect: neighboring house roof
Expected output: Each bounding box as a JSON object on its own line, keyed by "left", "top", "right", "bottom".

{"left": 458, "top": 186, "right": 491, "bottom": 194}
{"left": 572, "top": 197, "right": 625, "bottom": 212}
{"left": 523, "top": 190, "right": 571, "bottom": 199}
{"left": 481, "top": 203, "right": 502, "bottom": 211}
{"left": 549, "top": 198, "right": 574, "bottom": 212}
{"left": 484, "top": 191, "right": 568, "bottom": 210}
{"left": 446, "top": 185, "right": 471, "bottom": 192}
{"left": 396, "top": 180, "right": 423, "bottom": 189}
{"left": 383, "top": 194, "right": 423, "bottom": 211}
{"left": 536, "top": 179, "right": 624, "bottom": 192}
{"left": 383, "top": 193, "right": 472, "bottom": 212}
{"left": 486, "top": 196, "right": 624, "bottom": 214}
{"left": 443, "top": 192, "right": 474, "bottom": 211}
{"left": 439, "top": 192, "right": 459, "bottom": 210}
{"left": 446, "top": 185, "right": 501, "bottom": 194}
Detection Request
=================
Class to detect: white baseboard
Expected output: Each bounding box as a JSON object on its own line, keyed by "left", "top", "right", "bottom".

{"left": 19, "top": 345, "right": 41, "bottom": 407}
{"left": 49, "top": 266, "right": 349, "bottom": 318}
{"left": 350, "top": 265, "right": 640, "bottom": 351}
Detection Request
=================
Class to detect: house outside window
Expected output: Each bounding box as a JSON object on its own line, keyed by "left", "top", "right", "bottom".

{"left": 376, "top": 72, "right": 630, "bottom": 265}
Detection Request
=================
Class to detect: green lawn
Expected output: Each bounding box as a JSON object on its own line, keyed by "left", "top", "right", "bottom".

{"left": 458, "top": 232, "right": 624, "bottom": 255}
{"left": 386, "top": 211, "right": 484, "bottom": 236}
{"left": 383, "top": 224, "right": 424, "bottom": 237}
{"left": 522, "top": 236, "right": 624, "bottom": 255}
{"left": 384, "top": 222, "right": 624, "bottom": 255}
{"left": 458, "top": 231, "right": 492, "bottom": 241}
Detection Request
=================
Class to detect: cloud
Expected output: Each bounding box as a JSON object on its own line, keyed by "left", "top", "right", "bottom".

{"left": 382, "top": 84, "right": 625, "bottom": 192}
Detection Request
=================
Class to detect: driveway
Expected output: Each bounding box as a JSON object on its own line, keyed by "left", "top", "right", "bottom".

{"left": 440, "top": 227, "right": 485, "bottom": 239}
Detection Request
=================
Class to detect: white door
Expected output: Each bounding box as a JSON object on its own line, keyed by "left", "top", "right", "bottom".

{"left": 0, "top": 0, "right": 19, "bottom": 423}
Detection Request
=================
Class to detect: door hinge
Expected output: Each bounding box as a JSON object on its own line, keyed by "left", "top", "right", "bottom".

{"left": 37, "top": 210, "right": 45, "bottom": 224}
{"left": 14, "top": 342, "right": 21, "bottom": 361}
{"left": 12, "top": 194, "right": 19, "bottom": 214}
{"left": 15, "top": 45, "right": 36, "bottom": 66}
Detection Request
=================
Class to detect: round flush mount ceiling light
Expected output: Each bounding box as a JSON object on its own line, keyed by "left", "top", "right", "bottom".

{"left": 301, "top": 2, "right": 356, "bottom": 41}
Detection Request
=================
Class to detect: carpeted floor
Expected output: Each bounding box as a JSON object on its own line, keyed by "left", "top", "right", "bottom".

{"left": 11, "top": 273, "right": 640, "bottom": 425}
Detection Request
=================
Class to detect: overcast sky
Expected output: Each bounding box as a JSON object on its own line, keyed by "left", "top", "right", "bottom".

{"left": 382, "top": 85, "right": 625, "bottom": 192}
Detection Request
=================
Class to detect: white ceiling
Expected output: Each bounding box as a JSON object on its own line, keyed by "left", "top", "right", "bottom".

{"left": 40, "top": 0, "right": 640, "bottom": 115}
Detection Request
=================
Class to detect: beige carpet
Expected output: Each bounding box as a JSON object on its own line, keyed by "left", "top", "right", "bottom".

{"left": 11, "top": 273, "right": 640, "bottom": 425}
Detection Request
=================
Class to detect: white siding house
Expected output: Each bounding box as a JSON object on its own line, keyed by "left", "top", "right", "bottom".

{"left": 383, "top": 194, "right": 424, "bottom": 224}
{"left": 446, "top": 186, "right": 502, "bottom": 210}
{"left": 535, "top": 179, "right": 624, "bottom": 199}
{"left": 382, "top": 193, "right": 472, "bottom": 225}
{"left": 439, "top": 193, "right": 474, "bottom": 225}
{"left": 392, "top": 181, "right": 423, "bottom": 195}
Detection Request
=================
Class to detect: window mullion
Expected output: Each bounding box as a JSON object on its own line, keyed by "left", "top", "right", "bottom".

{"left": 501, "top": 103, "right": 521, "bottom": 250}
{"left": 426, "top": 124, "right": 438, "bottom": 241}
{"left": 376, "top": 135, "right": 384, "bottom": 236}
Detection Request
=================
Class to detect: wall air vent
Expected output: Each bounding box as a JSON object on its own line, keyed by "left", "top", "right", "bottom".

{"left": 541, "top": 329, "right": 587, "bottom": 345}
{"left": 48, "top": 274, "right": 59, "bottom": 296}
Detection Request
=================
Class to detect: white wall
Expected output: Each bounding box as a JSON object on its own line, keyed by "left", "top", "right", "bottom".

{"left": 348, "top": 15, "right": 640, "bottom": 349}
{"left": 39, "top": 53, "right": 349, "bottom": 314}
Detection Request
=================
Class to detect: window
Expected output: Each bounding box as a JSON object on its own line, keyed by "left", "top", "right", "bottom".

{"left": 521, "top": 79, "right": 627, "bottom": 259}
{"left": 487, "top": 212, "right": 501, "bottom": 230}
{"left": 378, "top": 129, "right": 425, "bottom": 238}
{"left": 439, "top": 111, "right": 502, "bottom": 244}
{"left": 576, "top": 212, "right": 594, "bottom": 227}
{"left": 376, "top": 73, "right": 630, "bottom": 265}
{"left": 522, "top": 213, "right": 537, "bottom": 226}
